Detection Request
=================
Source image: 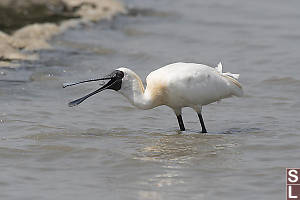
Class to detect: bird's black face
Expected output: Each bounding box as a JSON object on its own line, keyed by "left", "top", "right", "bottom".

{"left": 63, "top": 70, "right": 124, "bottom": 107}
{"left": 105, "top": 70, "right": 124, "bottom": 91}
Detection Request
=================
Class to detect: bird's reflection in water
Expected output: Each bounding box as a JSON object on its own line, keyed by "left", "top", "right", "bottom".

{"left": 141, "top": 134, "right": 232, "bottom": 162}
{"left": 134, "top": 132, "right": 240, "bottom": 194}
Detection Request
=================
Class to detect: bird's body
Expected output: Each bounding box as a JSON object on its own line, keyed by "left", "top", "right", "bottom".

{"left": 144, "top": 62, "right": 242, "bottom": 109}
{"left": 64, "top": 62, "right": 243, "bottom": 132}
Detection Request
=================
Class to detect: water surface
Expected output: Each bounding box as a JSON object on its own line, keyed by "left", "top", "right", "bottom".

{"left": 1, "top": 0, "right": 300, "bottom": 199}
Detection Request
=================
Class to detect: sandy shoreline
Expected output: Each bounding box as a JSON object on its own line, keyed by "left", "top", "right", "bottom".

{"left": 0, "top": 0, "right": 125, "bottom": 68}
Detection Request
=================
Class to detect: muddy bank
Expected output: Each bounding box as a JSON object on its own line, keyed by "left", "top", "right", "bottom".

{"left": 0, "top": 0, "right": 75, "bottom": 33}
{"left": 0, "top": 0, "right": 125, "bottom": 67}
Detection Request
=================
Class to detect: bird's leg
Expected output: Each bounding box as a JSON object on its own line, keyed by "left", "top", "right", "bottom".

{"left": 192, "top": 106, "right": 207, "bottom": 133}
{"left": 173, "top": 108, "right": 185, "bottom": 131}
{"left": 176, "top": 115, "right": 185, "bottom": 131}
{"left": 197, "top": 113, "right": 207, "bottom": 133}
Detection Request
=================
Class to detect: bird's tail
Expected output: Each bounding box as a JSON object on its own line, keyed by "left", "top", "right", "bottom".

{"left": 216, "top": 62, "right": 243, "bottom": 97}
{"left": 215, "top": 62, "right": 240, "bottom": 80}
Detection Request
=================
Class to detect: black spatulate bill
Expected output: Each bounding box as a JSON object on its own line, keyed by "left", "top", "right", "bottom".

{"left": 63, "top": 70, "right": 124, "bottom": 107}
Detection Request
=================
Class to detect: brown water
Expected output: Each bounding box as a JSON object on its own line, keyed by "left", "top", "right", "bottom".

{"left": 1, "top": 0, "right": 300, "bottom": 199}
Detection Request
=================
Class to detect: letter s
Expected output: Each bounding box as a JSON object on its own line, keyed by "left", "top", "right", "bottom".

{"left": 288, "top": 170, "right": 299, "bottom": 183}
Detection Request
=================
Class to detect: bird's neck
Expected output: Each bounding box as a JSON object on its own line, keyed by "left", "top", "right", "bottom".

{"left": 118, "top": 75, "right": 157, "bottom": 110}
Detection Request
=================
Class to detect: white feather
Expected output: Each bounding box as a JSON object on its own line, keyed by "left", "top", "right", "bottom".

{"left": 215, "top": 62, "right": 240, "bottom": 80}
{"left": 223, "top": 72, "right": 240, "bottom": 80}
{"left": 216, "top": 62, "right": 223, "bottom": 73}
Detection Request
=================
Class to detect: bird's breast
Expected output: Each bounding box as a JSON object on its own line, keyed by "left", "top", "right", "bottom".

{"left": 145, "top": 80, "right": 168, "bottom": 107}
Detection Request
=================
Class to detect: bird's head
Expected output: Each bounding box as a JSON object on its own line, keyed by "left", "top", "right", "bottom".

{"left": 63, "top": 68, "right": 144, "bottom": 107}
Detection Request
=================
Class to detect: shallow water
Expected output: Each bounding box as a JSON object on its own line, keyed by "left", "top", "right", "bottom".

{"left": 1, "top": 0, "right": 300, "bottom": 199}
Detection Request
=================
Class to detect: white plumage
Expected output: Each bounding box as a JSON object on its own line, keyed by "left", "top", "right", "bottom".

{"left": 64, "top": 62, "right": 243, "bottom": 132}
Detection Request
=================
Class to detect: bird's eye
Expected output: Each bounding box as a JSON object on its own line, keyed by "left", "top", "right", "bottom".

{"left": 115, "top": 71, "right": 124, "bottom": 79}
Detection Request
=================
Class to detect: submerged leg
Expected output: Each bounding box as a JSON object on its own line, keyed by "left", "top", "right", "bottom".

{"left": 176, "top": 115, "right": 185, "bottom": 131}
{"left": 197, "top": 113, "right": 207, "bottom": 133}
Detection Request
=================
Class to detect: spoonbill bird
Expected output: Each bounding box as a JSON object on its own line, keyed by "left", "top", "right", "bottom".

{"left": 63, "top": 62, "right": 243, "bottom": 133}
